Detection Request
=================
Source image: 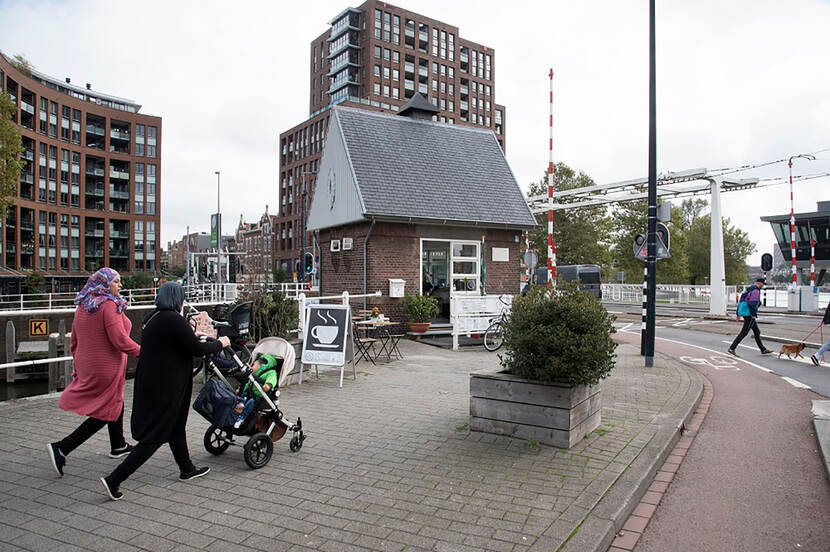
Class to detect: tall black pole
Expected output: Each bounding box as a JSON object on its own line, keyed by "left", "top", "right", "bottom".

{"left": 641, "top": 0, "right": 657, "bottom": 366}
{"left": 300, "top": 181, "right": 306, "bottom": 286}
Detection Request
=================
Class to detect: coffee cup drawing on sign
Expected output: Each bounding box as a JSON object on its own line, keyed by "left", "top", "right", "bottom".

{"left": 311, "top": 310, "right": 339, "bottom": 348}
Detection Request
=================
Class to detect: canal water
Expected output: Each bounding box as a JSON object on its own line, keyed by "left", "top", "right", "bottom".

{"left": 0, "top": 380, "right": 50, "bottom": 402}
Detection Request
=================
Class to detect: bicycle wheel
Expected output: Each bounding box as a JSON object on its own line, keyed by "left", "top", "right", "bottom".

{"left": 483, "top": 321, "right": 504, "bottom": 352}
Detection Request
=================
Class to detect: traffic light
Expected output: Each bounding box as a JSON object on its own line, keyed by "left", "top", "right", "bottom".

{"left": 303, "top": 252, "right": 315, "bottom": 275}
{"left": 656, "top": 223, "right": 670, "bottom": 252}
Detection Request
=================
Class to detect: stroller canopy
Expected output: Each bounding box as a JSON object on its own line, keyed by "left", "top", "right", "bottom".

{"left": 251, "top": 337, "right": 296, "bottom": 388}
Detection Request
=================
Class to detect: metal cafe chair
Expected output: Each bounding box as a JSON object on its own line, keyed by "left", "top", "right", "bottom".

{"left": 352, "top": 320, "right": 377, "bottom": 365}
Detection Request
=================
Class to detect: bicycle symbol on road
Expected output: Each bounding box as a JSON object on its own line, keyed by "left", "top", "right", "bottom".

{"left": 679, "top": 355, "right": 741, "bottom": 371}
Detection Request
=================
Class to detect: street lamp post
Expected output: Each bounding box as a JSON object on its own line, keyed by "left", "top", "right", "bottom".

{"left": 215, "top": 171, "right": 222, "bottom": 287}
{"left": 299, "top": 171, "right": 317, "bottom": 288}
{"left": 787, "top": 154, "right": 816, "bottom": 289}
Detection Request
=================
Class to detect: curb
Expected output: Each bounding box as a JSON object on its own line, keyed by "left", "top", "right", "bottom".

{"left": 555, "top": 352, "right": 704, "bottom": 552}
{"left": 812, "top": 400, "right": 830, "bottom": 483}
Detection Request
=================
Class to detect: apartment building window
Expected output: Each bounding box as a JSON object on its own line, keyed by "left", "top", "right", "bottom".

{"left": 60, "top": 214, "right": 69, "bottom": 270}
{"left": 373, "top": 83, "right": 380, "bottom": 95}
{"left": 449, "top": 34, "right": 455, "bottom": 61}
{"left": 60, "top": 149, "right": 69, "bottom": 205}
{"left": 440, "top": 64, "right": 446, "bottom": 77}
{"left": 135, "top": 163, "right": 145, "bottom": 214}
{"left": 393, "top": 15, "right": 400, "bottom": 44}
{"left": 374, "top": 45, "right": 381, "bottom": 58}
{"left": 374, "top": 64, "right": 380, "bottom": 78}
{"left": 432, "top": 80, "right": 438, "bottom": 92}
{"left": 374, "top": 9, "right": 381, "bottom": 39}
{"left": 61, "top": 106, "right": 70, "bottom": 141}
{"left": 448, "top": 83, "right": 454, "bottom": 96}
{"left": 48, "top": 101, "right": 58, "bottom": 138}
{"left": 432, "top": 62, "right": 438, "bottom": 74}
{"left": 71, "top": 151, "right": 80, "bottom": 206}
{"left": 48, "top": 145, "right": 57, "bottom": 204}
{"left": 393, "top": 51, "right": 400, "bottom": 63}
{"left": 472, "top": 50, "right": 477, "bottom": 78}
{"left": 147, "top": 126, "right": 157, "bottom": 158}
{"left": 39, "top": 98, "right": 47, "bottom": 134}
{"left": 384, "top": 48, "right": 390, "bottom": 61}
{"left": 38, "top": 211, "right": 46, "bottom": 269}
{"left": 136, "top": 124, "right": 145, "bottom": 156}
{"left": 432, "top": 28, "right": 438, "bottom": 56}
{"left": 134, "top": 220, "right": 144, "bottom": 270}
{"left": 146, "top": 164, "right": 156, "bottom": 215}
{"left": 392, "top": 68, "right": 399, "bottom": 81}
{"left": 71, "top": 109, "right": 81, "bottom": 144}
{"left": 392, "top": 87, "right": 399, "bottom": 99}
{"left": 449, "top": 66, "right": 454, "bottom": 79}
{"left": 485, "top": 54, "right": 491, "bottom": 80}
{"left": 383, "top": 84, "right": 389, "bottom": 97}
{"left": 449, "top": 100, "right": 454, "bottom": 112}
{"left": 71, "top": 215, "right": 80, "bottom": 271}
{"left": 383, "top": 11, "right": 391, "bottom": 42}
{"left": 440, "top": 31, "right": 447, "bottom": 59}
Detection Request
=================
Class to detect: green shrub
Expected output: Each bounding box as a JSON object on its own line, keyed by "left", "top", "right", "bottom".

{"left": 500, "top": 283, "right": 617, "bottom": 386}
{"left": 401, "top": 293, "right": 439, "bottom": 322}
{"left": 236, "top": 288, "right": 297, "bottom": 341}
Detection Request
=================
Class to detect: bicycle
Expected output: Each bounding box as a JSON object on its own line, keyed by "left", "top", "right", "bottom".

{"left": 484, "top": 296, "right": 511, "bottom": 352}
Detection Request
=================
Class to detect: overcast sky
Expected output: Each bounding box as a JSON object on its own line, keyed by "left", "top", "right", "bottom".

{"left": 1, "top": 0, "right": 828, "bottom": 265}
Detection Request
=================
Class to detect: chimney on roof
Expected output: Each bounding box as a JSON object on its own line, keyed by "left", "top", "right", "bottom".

{"left": 85, "top": 83, "right": 91, "bottom": 90}
{"left": 397, "top": 92, "right": 440, "bottom": 121}
{"left": 65, "top": 77, "right": 71, "bottom": 84}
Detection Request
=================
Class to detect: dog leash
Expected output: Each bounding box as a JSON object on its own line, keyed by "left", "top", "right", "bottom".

{"left": 800, "top": 321, "right": 824, "bottom": 343}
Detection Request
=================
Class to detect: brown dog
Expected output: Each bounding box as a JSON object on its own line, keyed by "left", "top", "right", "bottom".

{"left": 778, "top": 342, "right": 806, "bottom": 359}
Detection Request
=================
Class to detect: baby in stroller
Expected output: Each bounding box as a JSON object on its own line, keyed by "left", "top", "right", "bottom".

{"left": 233, "top": 353, "right": 281, "bottom": 428}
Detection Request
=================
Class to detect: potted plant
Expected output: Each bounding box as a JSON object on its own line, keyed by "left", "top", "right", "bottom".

{"left": 470, "top": 283, "right": 617, "bottom": 448}
{"left": 401, "top": 293, "right": 439, "bottom": 333}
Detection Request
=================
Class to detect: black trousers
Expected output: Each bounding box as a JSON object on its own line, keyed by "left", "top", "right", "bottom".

{"left": 57, "top": 406, "right": 126, "bottom": 455}
{"left": 106, "top": 423, "right": 194, "bottom": 488}
{"left": 730, "top": 316, "right": 766, "bottom": 351}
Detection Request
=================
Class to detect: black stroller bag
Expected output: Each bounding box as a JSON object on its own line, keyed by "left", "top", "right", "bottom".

{"left": 193, "top": 379, "right": 238, "bottom": 428}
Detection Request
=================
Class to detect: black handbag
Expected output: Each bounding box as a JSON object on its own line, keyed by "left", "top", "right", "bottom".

{"left": 192, "top": 379, "right": 238, "bottom": 428}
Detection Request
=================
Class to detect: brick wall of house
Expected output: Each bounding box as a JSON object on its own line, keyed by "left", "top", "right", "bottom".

{"left": 318, "top": 221, "right": 523, "bottom": 322}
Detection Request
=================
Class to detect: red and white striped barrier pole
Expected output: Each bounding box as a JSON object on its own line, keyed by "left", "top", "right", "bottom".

{"left": 524, "top": 231, "right": 530, "bottom": 282}
{"left": 547, "top": 68, "right": 556, "bottom": 288}
{"left": 811, "top": 239, "right": 816, "bottom": 289}
{"left": 788, "top": 157, "right": 797, "bottom": 288}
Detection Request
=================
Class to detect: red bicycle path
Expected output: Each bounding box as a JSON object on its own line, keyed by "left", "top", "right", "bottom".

{"left": 614, "top": 330, "right": 830, "bottom": 552}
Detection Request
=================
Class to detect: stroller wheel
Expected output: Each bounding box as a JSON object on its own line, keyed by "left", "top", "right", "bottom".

{"left": 289, "top": 435, "right": 303, "bottom": 452}
{"left": 204, "top": 425, "right": 231, "bottom": 455}
{"left": 243, "top": 433, "right": 273, "bottom": 469}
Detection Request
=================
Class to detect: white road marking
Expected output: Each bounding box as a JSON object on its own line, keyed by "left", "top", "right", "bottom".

{"left": 672, "top": 318, "right": 693, "bottom": 327}
{"left": 643, "top": 335, "right": 774, "bottom": 373}
{"left": 781, "top": 377, "right": 811, "bottom": 389}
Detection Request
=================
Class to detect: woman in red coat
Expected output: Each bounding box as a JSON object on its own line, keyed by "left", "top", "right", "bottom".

{"left": 47, "top": 268, "right": 140, "bottom": 477}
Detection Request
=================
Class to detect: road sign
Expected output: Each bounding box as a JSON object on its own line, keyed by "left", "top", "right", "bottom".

{"left": 301, "top": 304, "right": 350, "bottom": 366}
{"left": 29, "top": 319, "right": 48, "bottom": 337}
{"left": 523, "top": 250, "right": 538, "bottom": 271}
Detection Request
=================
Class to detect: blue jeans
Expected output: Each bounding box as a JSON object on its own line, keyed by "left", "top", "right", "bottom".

{"left": 235, "top": 395, "right": 261, "bottom": 425}
{"left": 817, "top": 341, "right": 830, "bottom": 360}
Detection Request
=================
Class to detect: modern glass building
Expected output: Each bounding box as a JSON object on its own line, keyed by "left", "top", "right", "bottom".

{"left": 761, "top": 200, "right": 830, "bottom": 282}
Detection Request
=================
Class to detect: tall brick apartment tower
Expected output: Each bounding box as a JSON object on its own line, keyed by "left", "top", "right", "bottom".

{"left": 276, "top": 1, "right": 506, "bottom": 275}
{"left": 1, "top": 53, "right": 161, "bottom": 294}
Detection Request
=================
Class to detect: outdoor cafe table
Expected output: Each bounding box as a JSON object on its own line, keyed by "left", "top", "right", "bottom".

{"left": 353, "top": 319, "right": 402, "bottom": 361}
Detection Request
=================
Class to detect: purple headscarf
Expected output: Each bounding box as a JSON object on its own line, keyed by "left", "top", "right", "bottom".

{"left": 73, "top": 268, "right": 128, "bottom": 314}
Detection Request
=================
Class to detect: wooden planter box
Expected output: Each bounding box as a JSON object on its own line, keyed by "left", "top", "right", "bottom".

{"left": 470, "top": 372, "right": 601, "bottom": 449}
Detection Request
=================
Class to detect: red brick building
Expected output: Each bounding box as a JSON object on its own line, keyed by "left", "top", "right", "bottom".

{"left": 0, "top": 52, "right": 161, "bottom": 293}
{"left": 306, "top": 100, "right": 534, "bottom": 322}
{"left": 277, "top": 0, "right": 506, "bottom": 276}
{"left": 235, "top": 210, "right": 276, "bottom": 286}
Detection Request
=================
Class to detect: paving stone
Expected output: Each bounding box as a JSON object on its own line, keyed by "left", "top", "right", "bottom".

{"left": 0, "top": 340, "right": 697, "bottom": 552}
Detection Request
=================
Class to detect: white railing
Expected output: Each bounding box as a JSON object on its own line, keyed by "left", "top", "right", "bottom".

{"left": 280, "top": 282, "right": 320, "bottom": 298}
{"left": 601, "top": 284, "right": 738, "bottom": 305}
{"left": 450, "top": 295, "right": 511, "bottom": 350}
{"left": 0, "top": 283, "right": 245, "bottom": 313}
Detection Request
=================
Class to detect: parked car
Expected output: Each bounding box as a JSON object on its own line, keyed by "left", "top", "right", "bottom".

{"left": 526, "top": 264, "right": 603, "bottom": 300}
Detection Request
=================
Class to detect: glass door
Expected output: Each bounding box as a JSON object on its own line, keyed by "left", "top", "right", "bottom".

{"left": 421, "top": 240, "right": 450, "bottom": 322}
{"left": 450, "top": 241, "right": 480, "bottom": 296}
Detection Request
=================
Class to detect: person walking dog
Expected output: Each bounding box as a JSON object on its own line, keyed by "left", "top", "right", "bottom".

{"left": 810, "top": 300, "right": 830, "bottom": 366}
{"left": 100, "top": 282, "right": 229, "bottom": 501}
{"left": 47, "top": 268, "right": 140, "bottom": 477}
{"left": 728, "top": 277, "right": 773, "bottom": 357}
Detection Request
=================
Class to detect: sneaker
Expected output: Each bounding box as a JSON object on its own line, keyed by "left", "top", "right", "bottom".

{"left": 233, "top": 419, "right": 243, "bottom": 429}
{"left": 47, "top": 442, "right": 65, "bottom": 477}
{"left": 100, "top": 477, "right": 123, "bottom": 501}
{"left": 812, "top": 355, "right": 820, "bottom": 366}
{"left": 109, "top": 443, "right": 134, "bottom": 459}
{"left": 760, "top": 349, "right": 773, "bottom": 355}
{"left": 727, "top": 348, "right": 740, "bottom": 358}
{"left": 179, "top": 466, "right": 210, "bottom": 481}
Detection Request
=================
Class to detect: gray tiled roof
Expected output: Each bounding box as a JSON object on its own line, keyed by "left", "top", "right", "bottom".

{"left": 335, "top": 107, "right": 537, "bottom": 229}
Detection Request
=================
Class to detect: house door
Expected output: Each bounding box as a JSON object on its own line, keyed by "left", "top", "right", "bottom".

{"left": 421, "top": 240, "right": 480, "bottom": 322}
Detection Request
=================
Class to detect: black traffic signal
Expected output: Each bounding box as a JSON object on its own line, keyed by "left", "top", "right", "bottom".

{"left": 656, "top": 223, "right": 670, "bottom": 252}
{"left": 303, "top": 252, "right": 315, "bottom": 275}
{"left": 761, "top": 253, "right": 773, "bottom": 272}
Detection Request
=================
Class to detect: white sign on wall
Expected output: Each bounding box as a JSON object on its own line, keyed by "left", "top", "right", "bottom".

{"left": 492, "top": 247, "right": 509, "bottom": 262}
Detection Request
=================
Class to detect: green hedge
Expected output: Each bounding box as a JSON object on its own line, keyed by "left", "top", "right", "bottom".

{"left": 500, "top": 283, "right": 617, "bottom": 386}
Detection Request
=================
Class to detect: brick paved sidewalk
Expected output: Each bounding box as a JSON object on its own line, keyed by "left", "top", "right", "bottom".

{"left": 0, "top": 340, "right": 700, "bottom": 552}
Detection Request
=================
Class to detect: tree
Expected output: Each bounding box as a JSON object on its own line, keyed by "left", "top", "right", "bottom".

{"left": 0, "top": 91, "right": 23, "bottom": 222}
{"left": 610, "top": 200, "right": 689, "bottom": 284}
{"left": 121, "top": 272, "right": 155, "bottom": 289}
{"left": 168, "top": 266, "right": 186, "bottom": 279}
{"left": 685, "top": 214, "right": 756, "bottom": 285}
{"left": 25, "top": 271, "right": 45, "bottom": 294}
{"left": 273, "top": 266, "right": 287, "bottom": 284}
{"left": 10, "top": 54, "right": 33, "bottom": 77}
{"left": 527, "top": 163, "right": 614, "bottom": 273}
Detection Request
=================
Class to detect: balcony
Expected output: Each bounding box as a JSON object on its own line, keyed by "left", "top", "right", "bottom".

{"left": 109, "top": 168, "right": 130, "bottom": 181}
{"left": 109, "top": 189, "right": 130, "bottom": 200}
{"left": 110, "top": 230, "right": 128, "bottom": 238}
{"left": 21, "top": 149, "right": 34, "bottom": 162}
{"left": 86, "top": 124, "right": 105, "bottom": 136}
{"left": 85, "top": 228, "right": 104, "bottom": 237}
{"left": 85, "top": 167, "right": 105, "bottom": 177}
{"left": 86, "top": 186, "right": 105, "bottom": 197}
{"left": 20, "top": 173, "right": 34, "bottom": 185}
{"left": 110, "top": 249, "right": 129, "bottom": 258}
{"left": 85, "top": 248, "right": 105, "bottom": 257}
{"left": 110, "top": 129, "right": 130, "bottom": 141}
{"left": 20, "top": 219, "right": 34, "bottom": 231}
{"left": 20, "top": 101, "right": 35, "bottom": 115}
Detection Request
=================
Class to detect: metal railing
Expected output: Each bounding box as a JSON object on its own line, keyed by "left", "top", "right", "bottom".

{"left": 601, "top": 283, "right": 739, "bottom": 305}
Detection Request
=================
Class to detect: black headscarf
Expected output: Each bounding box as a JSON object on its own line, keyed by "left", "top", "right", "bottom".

{"left": 155, "top": 281, "right": 185, "bottom": 312}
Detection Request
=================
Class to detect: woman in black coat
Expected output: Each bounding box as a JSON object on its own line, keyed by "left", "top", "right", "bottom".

{"left": 100, "top": 282, "right": 230, "bottom": 500}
